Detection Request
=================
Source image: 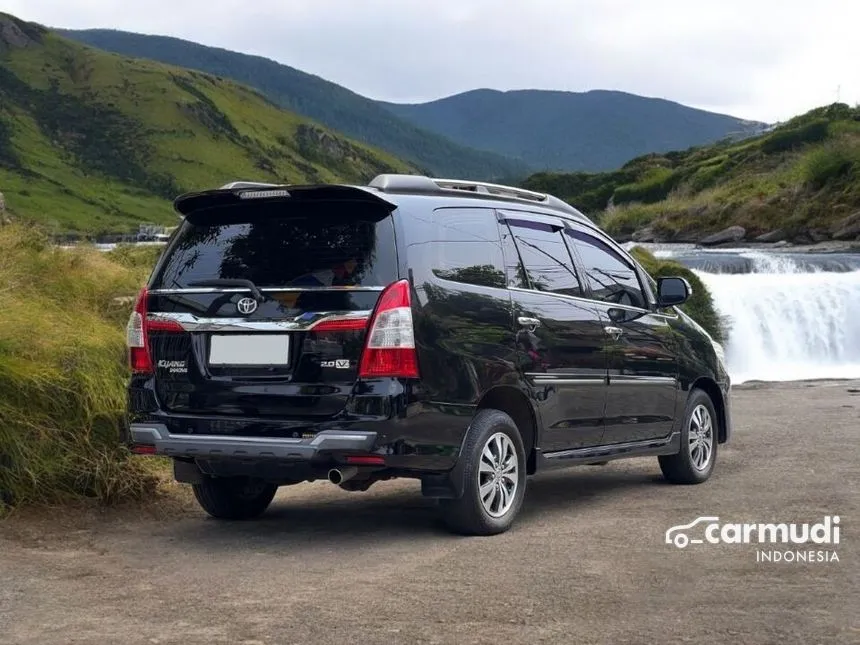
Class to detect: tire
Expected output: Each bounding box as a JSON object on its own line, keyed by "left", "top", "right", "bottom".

{"left": 439, "top": 409, "right": 527, "bottom": 536}
{"left": 659, "top": 388, "right": 719, "bottom": 485}
{"left": 192, "top": 476, "right": 277, "bottom": 520}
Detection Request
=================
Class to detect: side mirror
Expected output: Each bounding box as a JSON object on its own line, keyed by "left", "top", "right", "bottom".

{"left": 656, "top": 277, "right": 692, "bottom": 307}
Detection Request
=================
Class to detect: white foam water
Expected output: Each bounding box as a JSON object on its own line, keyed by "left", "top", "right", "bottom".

{"left": 693, "top": 252, "right": 860, "bottom": 383}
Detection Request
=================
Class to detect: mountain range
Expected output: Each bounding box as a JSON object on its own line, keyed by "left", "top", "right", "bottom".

{"left": 0, "top": 13, "right": 413, "bottom": 233}
{"left": 62, "top": 28, "right": 765, "bottom": 176}
{"left": 381, "top": 89, "right": 766, "bottom": 171}
{"left": 0, "top": 12, "right": 773, "bottom": 235}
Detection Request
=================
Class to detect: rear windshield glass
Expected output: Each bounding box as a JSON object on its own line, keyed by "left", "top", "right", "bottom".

{"left": 152, "top": 201, "right": 398, "bottom": 289}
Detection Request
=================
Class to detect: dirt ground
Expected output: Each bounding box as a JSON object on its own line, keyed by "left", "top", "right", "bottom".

{"left": 1, "top": 380, "right": 858, "bottom": 645}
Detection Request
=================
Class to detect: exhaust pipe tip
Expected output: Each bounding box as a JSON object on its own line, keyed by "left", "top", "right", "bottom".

{"left": 328, "top": 467, "right": 358, "bottom": 485}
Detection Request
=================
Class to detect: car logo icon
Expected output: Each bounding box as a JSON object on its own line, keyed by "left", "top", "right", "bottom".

{"left": 665, "top": 516, "right": 720, "bottom": 548}
{"left": 236, "top": 297, "right": 258, "bottom": 315}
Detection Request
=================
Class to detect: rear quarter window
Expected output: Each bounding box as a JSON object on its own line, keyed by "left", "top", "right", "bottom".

{"left": 426, "top": 207, "right": 506, "bottom": 289}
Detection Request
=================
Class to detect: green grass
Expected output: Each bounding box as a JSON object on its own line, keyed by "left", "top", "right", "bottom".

{"left": 525, "top": 103, "right": 860, "bottom": 241}
{"left": 0, "top": 14, "right": 415, "bottom": 235}
{"left": 799, "top": 139, "right": 860, "bottom": 189}
{"left": 0, "top": 225, "right": 164, "bottom": 511}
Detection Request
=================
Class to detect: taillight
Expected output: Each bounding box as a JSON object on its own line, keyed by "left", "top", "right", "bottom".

{"left": 310, "top": 317, "right": 369, "bottom": 333}
{"left": 126, "top": 287, "right": 183, "bottom": 375}
{"left": 358, "top": 279, "right": 419, "bottom": 379}
{"left": 127, "top": 287, "right": 152, "bottom": 374}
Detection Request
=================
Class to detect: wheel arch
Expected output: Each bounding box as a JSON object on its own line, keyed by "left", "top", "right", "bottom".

{"left": 690, "top": 377, "right": 727, "bottom": 443}
{"left": 476, "top": 385, "right": 539, "bottom": 474}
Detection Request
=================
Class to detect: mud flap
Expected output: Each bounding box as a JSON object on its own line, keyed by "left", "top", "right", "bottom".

{"left": 419, "top": 425, "right": 473, "bottom": 499}
{"left": 173, "top": 458, "right": 204, "bottom": 484}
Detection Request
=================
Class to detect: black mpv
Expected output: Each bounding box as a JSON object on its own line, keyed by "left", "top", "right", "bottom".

{"left": 126, "top": 174, "right": 732, "bottom": 535}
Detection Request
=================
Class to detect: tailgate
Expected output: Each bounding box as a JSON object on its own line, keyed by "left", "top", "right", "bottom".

{"left": 144, "top": 189, "right": 398, "bottom": 427}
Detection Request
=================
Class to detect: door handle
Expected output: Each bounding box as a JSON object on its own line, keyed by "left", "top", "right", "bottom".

{"left": 604, "top": 325, "right": 624, "bottom": 339}
{"left": 518, "top": 316, "right": 541, "bottom": 329}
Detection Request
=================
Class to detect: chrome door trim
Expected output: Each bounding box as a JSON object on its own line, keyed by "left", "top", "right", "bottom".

{"left": 608, "top": 375, "right": 677, "bottom": 385}
{"left": 526, "top": 373, "right": 606, "bottom": 386}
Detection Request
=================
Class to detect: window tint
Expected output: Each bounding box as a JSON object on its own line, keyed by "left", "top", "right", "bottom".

{"left": 429, "top": 208, "right": 506, "bottom": 289}
{"left": 506, "top": 219, "right": 584, "bottom": 297}
{"left": 152, "top": 201, "right": 397, "bottom": 289}
{"left": 567, "top": 229, "right": 646, "bottom": 308}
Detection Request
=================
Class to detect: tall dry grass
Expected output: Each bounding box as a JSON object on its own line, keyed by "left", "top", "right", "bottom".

{"left": 0, "top": 225, "right": 164, "bottom": 511}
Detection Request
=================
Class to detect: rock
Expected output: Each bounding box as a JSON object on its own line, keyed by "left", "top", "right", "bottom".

{"left": 671, "top": 231, "right": 701, "bottom": 243}
{"left": 699, "top": 225, "right": 746, "bottom": 246}
{"left": 833, "top": 225, "right": 860, "bottom": 241}
{"left": 809, "top": 229, "right": 830, "bottom": 243}
{"left": 754, "top": 229, "right": 786, "bottom": 243}
{"left": 773, "top": 240, "right": 793, "bottom": 248}
{"left": 0, "top": 16, "right": 43, "bottom": 50}
{"left": 832, "top": 211, "right": 860, "bottom": 241}
{"left": 631, "top": 227, "right": 656, "bottom": 243}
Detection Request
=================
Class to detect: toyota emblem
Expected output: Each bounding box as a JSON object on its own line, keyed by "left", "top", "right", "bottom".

{"left": 236, "top": 297, "right": 258, "bottom": 315}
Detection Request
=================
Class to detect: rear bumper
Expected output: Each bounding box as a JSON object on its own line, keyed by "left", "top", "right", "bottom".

{"left": 129, "top": 423, "right": 377, "bottom": 460}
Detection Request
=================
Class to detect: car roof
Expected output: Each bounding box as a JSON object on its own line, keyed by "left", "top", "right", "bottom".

{"left": 175, "top": 175, "right": 595, "bottom": 228}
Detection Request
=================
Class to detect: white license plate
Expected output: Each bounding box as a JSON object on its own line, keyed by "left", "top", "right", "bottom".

{"left": 208, "top": 334, "right": 290, "bottom": 366}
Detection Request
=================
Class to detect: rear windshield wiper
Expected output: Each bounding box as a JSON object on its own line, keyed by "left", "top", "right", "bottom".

{"left": 188, "top": 278, "right": 264, "bottom": 301}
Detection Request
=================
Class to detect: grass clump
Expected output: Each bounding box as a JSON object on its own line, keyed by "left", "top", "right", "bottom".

{"left": 613, "top": 166, "right": 679, "bottom": 205}
{"left": 629, "top": 246, "right": 726, "bottom": 343}
{"left": 0, "top": 225, "right": 163, "bottom": 512}
{"left": 799, "top": 140, "right": 860, "bottom": 189}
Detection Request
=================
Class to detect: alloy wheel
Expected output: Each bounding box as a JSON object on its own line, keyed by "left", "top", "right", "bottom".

{"left": 477, "top": 432, "right": 519, "bottom": 518}
{"left": 688, "top": 404, "right": 714, "bottom": 471}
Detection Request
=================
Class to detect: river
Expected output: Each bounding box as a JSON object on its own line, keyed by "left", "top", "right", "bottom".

{"left": 642, "top": 244, "right": 860, "bottom": 384}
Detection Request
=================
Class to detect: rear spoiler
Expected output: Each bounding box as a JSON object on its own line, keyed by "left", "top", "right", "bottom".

{"left": 173, "top": 182, "right": 398, "bottom": 217}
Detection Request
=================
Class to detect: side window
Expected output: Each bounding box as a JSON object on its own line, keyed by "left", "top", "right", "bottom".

{"left": 566, "top": 229, "right": 647, "bottom": 309}
{"left": 506, "top": 218, "right": 584, "bottom": 297}
{"left": 429, "top": 208, "right": 506, "bottom": 289}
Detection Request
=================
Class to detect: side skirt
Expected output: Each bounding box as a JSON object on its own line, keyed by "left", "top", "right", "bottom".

{"left": 537, "top": 432, "right": 681, "bottom": 470}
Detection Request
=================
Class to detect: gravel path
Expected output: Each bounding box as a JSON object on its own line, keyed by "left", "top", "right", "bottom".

{"left": 1, "top": 380, "right": 858, "bottom": 645}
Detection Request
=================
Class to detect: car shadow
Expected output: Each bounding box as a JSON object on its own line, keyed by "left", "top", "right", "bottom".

{"left": 162, "top": 465, "right": 667, "bottom": 551}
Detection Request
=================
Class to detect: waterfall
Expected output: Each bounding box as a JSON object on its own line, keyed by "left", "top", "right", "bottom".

{"left": 692, "top": 251, "right": 860, "bottom": 384}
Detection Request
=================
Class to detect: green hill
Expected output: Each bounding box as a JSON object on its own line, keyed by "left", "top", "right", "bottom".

{"left": 380, "top": 88, "right": 765, "bottom": 172}
{"left": 59, "top": 28, "right": 532, "bottom": 181}
{"left": 0, "top": 14, "right": 415, "bottom": 234}
{"left": 523, "top": 103, "right": 860, "bottom": 244}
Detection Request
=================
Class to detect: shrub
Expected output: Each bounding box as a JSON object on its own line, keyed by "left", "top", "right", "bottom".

{"left": 600, "top": 203, "right": 659, "bottom": 235}
{"left": 799, "top": 140, "right": 860, "bottom": 189}
{"left": 612, "top": 167, "right": 679, "bottom": 205}
{"left": 629, "top": 246, "right": 726, "bottom": 343}
{"left": 0, "top": 225, "right": 162, "bottom": 511}
{"left": 760, "top": 119, "right": 830, "bottom": 154}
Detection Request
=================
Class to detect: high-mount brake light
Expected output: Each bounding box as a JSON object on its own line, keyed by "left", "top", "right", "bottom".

{"left": 358, "top": 279, "right": 419, "bottom": 379}
{"left": 238, "top": 189, "right": 291, "bottom": 200}
{"left": 126, "top": 287, "right": 183, "bottom": 374}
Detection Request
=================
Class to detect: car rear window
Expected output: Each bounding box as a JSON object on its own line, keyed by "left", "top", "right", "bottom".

{"left": 151, "top": 201, "right": 398, "bottom": 289}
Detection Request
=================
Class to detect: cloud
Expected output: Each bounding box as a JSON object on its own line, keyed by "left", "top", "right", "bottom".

{"left": 4, "top": 0, "right": 859, "bottom": 122}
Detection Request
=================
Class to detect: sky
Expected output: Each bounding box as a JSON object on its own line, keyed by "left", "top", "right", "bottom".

{"left": 2, "top": 0, "right": 858, "bottom": 123}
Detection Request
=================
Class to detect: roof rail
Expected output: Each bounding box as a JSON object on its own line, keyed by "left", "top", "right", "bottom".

{"left": 367, "top": 174, "right": 589, "bottom": 221}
